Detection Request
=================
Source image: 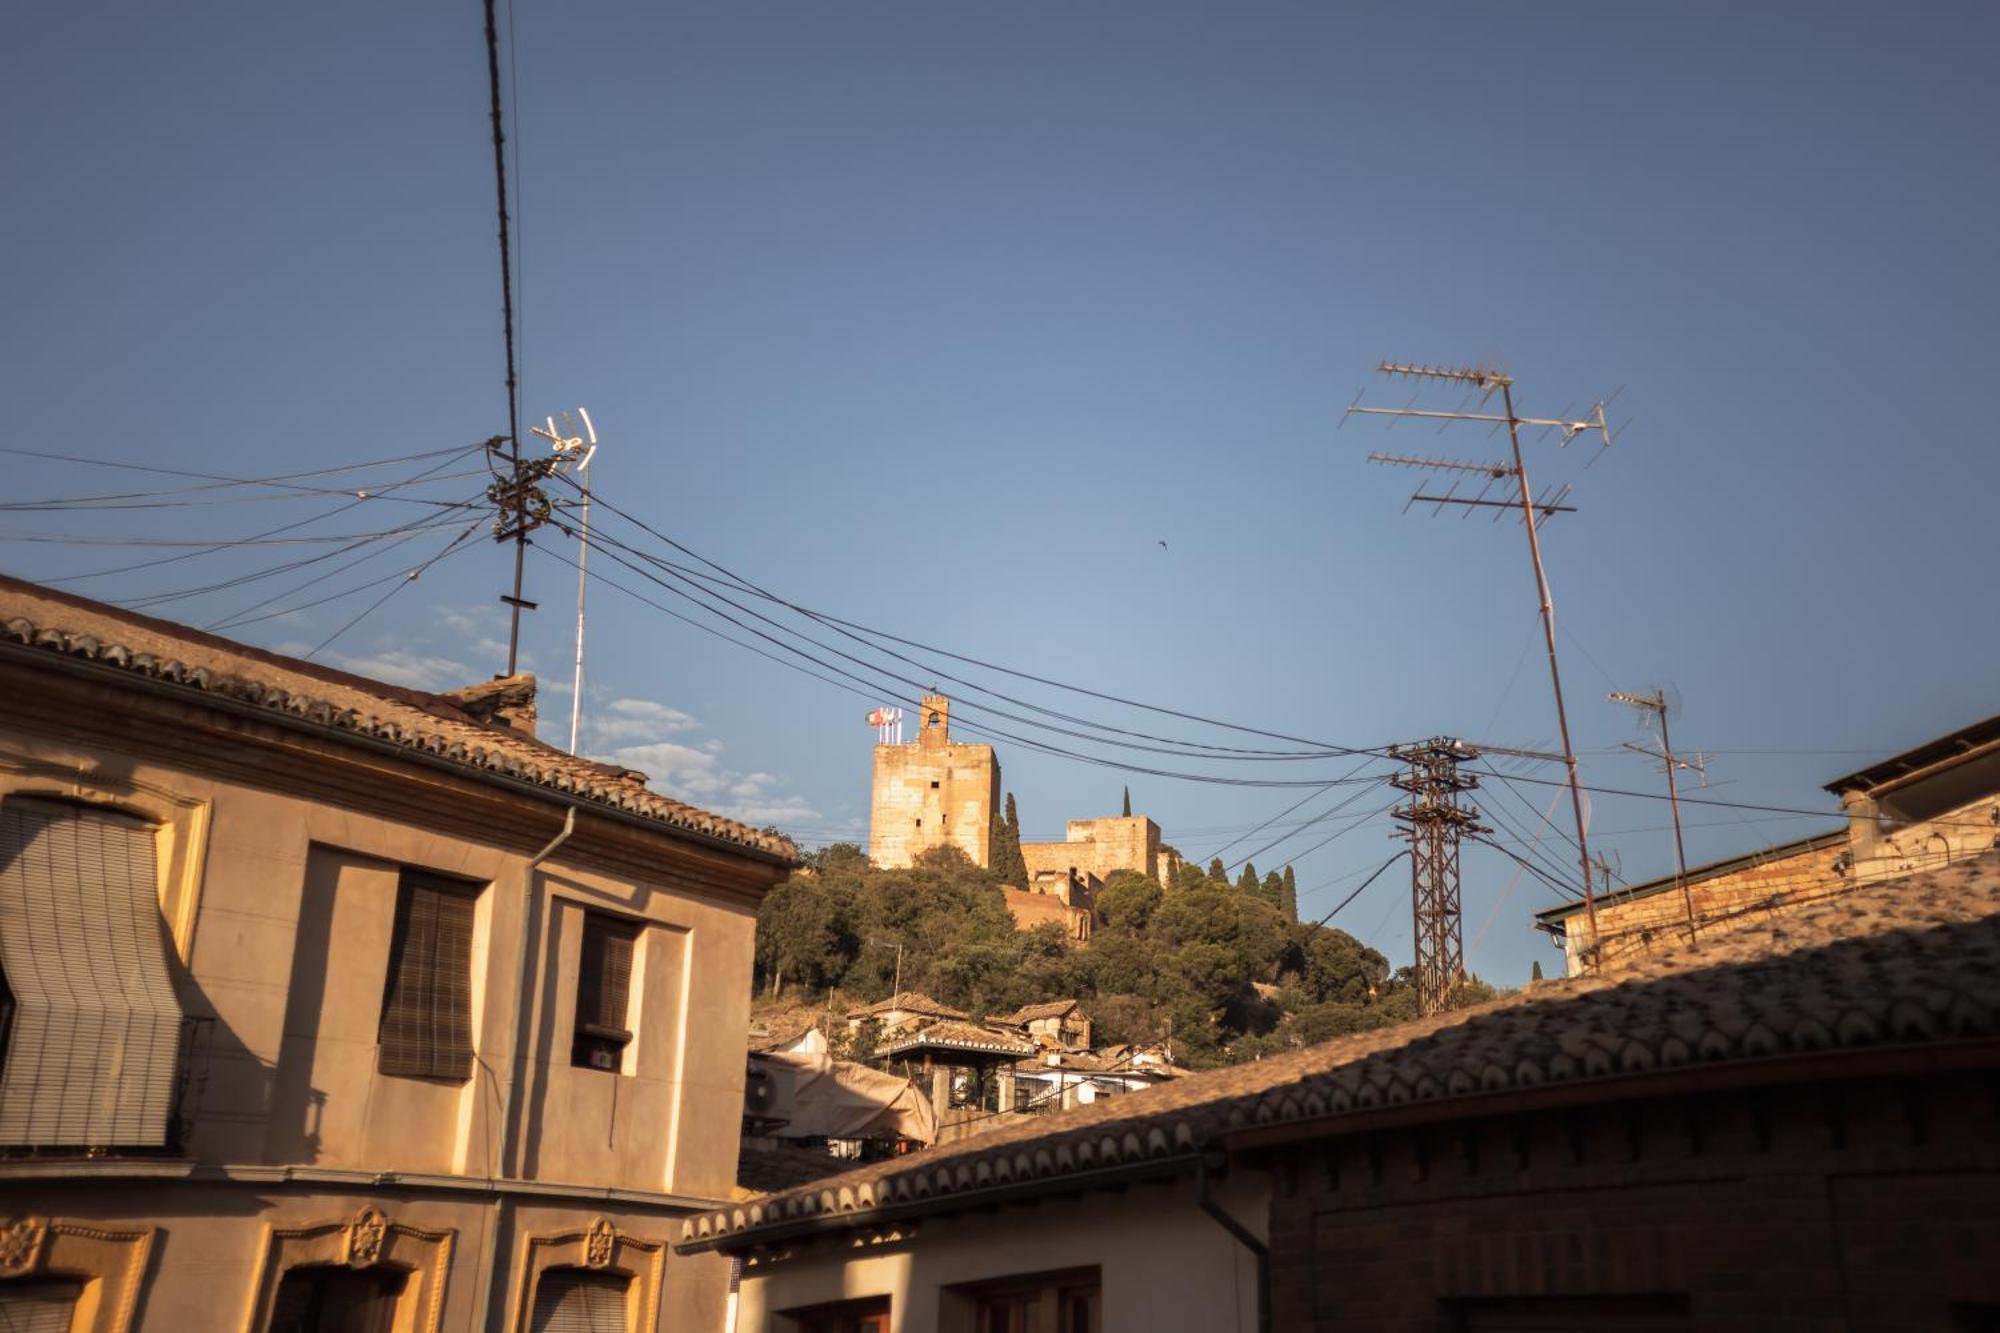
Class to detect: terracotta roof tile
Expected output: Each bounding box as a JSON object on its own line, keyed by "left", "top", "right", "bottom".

{"left": 0, "top": 574, "right": 792, "bottom": 860}
{"left": 847, "top": 992, "right": 969, "bottom": 1022}
{"left": 681, "top": 853, "right": 2000, "bottom": 1250}
{"left": 878, "top": 1020, "right": 1037, "bottom": 1059}
{"left": 1002, "top": 1000, "right": 1081, "bottom": 1025}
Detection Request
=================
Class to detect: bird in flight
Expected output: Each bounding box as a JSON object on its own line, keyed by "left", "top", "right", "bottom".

{"left": 1157, "top": 540, "right": 1168, "bottom": 550}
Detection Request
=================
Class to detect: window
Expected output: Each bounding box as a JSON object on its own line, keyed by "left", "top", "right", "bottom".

{"left": 0, "top": 1279, "right": 86, "bottom": 1333}
{"left": 530, "top": 1267, "right": 630, "bottom": 1333}
{"left": 956, "top": 1271, "right": 1100, "bottom": 1333}
{"left": 0, "top": 798, "right": 186, "bottom": 1147}
{"left": 269, "top": 1264, "right": 409, "bottom": 1333}
{"left": 572, "top": 912, "right": 638, "bottom": 1071}
{"left": 377, "top": 871, "right": 479, "bottom": 1080}
{"left": 785, "top": 1296, "right": 889, "bottom": 1333}
{"left": 930, "top": 780, "right": 940, "bottom": 789}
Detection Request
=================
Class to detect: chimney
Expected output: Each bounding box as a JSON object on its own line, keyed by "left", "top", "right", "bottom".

{"left": 442, "top": 673, "right": 539, "bottom": 734}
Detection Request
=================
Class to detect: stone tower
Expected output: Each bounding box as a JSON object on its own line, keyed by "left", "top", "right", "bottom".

{"left": 868, "top": 693, "right": 1000, "bottom": 869}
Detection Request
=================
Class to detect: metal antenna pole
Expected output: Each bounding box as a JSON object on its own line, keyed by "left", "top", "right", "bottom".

{"left": 1348, "top": 363, "right": 1623, "bottom": 969}
{"left": 1611, "top": 690, "right": 1697, "bottom": 942}
{"left": 568, "top": 450, "right": 591, "bottom": 753}
{"left": 1500, "top": 380, "right": 1599, "bottom": 957}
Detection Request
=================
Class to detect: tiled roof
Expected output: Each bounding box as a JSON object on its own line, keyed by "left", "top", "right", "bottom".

{"left": 1002, "top": 1000, "right": 1081, "bottom": 1025}
{"left": 681, "top": 853, "right": 2000, "bottom": 1251}
{"left": 878, "top": 1020, "right": 1036, "bottom": 1058}
{"left": 847, "top": 992, "right": 968, "bottom": 1022}
{"left": 0, "top": 575, "right": 792, "bottom": 861}
{"left": 735, "top": 1144, "right": 861, "bottom": 1195}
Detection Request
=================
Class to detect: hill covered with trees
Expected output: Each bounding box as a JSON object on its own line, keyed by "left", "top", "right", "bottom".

{"left": 755, "top": 842, "right": 1498, "bottom": 1069}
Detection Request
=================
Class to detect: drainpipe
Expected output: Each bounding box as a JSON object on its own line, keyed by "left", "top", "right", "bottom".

{"left": 1195, "top": 1154, "right": 1270, "bottom": 1333}
{"left": 474, "top": 805, "right": 577, "bottom": 1332}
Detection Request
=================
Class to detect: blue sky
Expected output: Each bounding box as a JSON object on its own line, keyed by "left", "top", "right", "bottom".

{"left": 5, "top": 2, "right": 1996, "bottom": 985}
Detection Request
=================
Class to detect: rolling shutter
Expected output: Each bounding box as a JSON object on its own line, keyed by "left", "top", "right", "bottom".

{"left": 0, "top": 1279, "right": 85, "bottom": 1333}
{"left": 529, "top": 1268, "right": 630, "bottom": 1333}
{"left": 377, "top": 873, "right": 476, "bottom": 1080}
{"left": 0, "top": 799, "right": 184, "bottom": 1146}
{"left": 572, "top": 913, "right": 637, "bottom": 1069}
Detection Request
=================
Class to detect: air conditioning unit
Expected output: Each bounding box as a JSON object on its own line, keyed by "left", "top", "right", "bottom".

{"left": 743, "top": 1058, "right": 797, "bottom": 1128}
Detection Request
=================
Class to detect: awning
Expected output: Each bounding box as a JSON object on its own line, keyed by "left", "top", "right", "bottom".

{"left": 0, "top": 798, "right": 186, "bottom": 1146}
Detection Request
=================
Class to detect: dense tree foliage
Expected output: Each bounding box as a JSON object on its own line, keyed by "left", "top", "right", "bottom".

{"left": 752, "top": 843, "right": 1473, "bottom": 1069}
{"left": 990, "top": 791, "right": 1028, "bottom": 886}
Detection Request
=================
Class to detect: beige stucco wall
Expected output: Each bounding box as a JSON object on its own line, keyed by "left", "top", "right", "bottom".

{"left": 729, "top": 1171, "right": 1266, "bottom": 1333}
{"left": 0, "top": 651, "right": 778, "bottom": 1330}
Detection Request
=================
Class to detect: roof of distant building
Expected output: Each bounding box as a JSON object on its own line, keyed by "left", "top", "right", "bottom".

{"left": 0, "top": 574, "right": 792, "bottom": 861}
{"left": 1533, "top": 828, "right": 1847, "bottom": 929}
{"left": 846, "top": 992, "right": 969, "bottom": 1023}
{"left": 683, "top": 852, "right": 2000, "bottom": 1252}
{"left": 877, "top": 1020, "right": 1037, "bottom": 1059}
{"left": 1001, "top": 1000, "right": 1082, "bottom": 1026}
{"left": 1825, "top": 712, "right": 2000, "bottom": 796}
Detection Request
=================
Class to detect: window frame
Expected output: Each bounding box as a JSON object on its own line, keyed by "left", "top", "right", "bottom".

{"left": 376, "top": 869, "right": 483, "bottom": 1082}
{"left": 949, "top": 1266, "right": 1100, "bottom": 1333}
{"left": 571, "top": 910, "right": 641, "bottom": 1073}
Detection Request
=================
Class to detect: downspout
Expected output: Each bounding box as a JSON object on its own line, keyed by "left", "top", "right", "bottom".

{"left": 474, "top": 805, "right": 576, "bottom": 1332}
{"left": 1196, "top": 1154, "right": 1270, "bottom": 1333}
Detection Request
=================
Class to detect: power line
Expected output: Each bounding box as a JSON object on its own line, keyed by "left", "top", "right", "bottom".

{"left": 304, "top": 521, "right": 488, "bottom": 659}
{"left": 1224, "top": 779, "right": 1395, "bottom": 873}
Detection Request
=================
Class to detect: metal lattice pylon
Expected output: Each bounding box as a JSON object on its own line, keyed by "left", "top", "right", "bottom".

{"left": 1390, "top": 739, "right": 1490, "bottom": 1016}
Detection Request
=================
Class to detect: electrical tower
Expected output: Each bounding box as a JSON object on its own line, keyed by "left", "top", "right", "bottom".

{"left": 1390, "top": 738, "right": 1490, "bottom": 1017}
{"left": 1348, "top": 362, "right": 1623, "bottom": 966}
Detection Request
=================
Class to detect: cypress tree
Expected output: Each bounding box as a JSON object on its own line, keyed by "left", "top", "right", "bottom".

{"left": 1262, "top": 869, "right": 1285, "bottom": 909}
{"left": 1530, "top": 959, "right": 1545, "bottom": 983}
{"left": 1237, "top": 862, "right": 1259, "bottom": 896}
{"left": 1281, "top": 865, "right": 1298, "bottom": 920}
{"left": 992, "top": 791, "right": 1027, "bottom": 885}
{"left": 1207, "top": 857, "right": 1228, "bottom": 885}
{"left": 1122, "top": 786, "right": 1132, "bottom": 817}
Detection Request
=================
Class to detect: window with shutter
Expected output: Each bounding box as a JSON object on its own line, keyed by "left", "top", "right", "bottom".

{"left": 268, "top": 1263, "right": 410, "bottom": 1333}
{"left": 0, "top": 1278, "right": 85, "bottom": 1333}
{"left": 529, "top": 1267, "right": 630, "bottom": 1333}
{"left": 571, "top": 912, "right": 638, "bottom": 1072}
{"left": 0, "top": 798, "right": 187, "bottom": 1147}
{"left": 953, "top": 1269, "right": 1099, "bottom": 1333}
{"left": 377, "top": 872, "right": 479, "bottom": 1081}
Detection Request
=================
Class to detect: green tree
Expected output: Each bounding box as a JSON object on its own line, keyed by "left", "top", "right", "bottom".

{"left": 1206, "top": 857, "right": 1228, "bottom": 884}
{"left": 1236, "top": 862, "right": 1260, "bottom": 897}
{"left": 1095, "top": 870, "right": 1164, "bottom": 932}
{"left": 1121, "top": 786, "right": 1132, "bottom": 817}
{"left": 1531, "top": 959, "right": 1544, "bottom": 983}
{"left": 1281, "top": 865, "right": 1298, "bottom": 920}
{"left": 991, "top": 791, "right": 1028, "bottom": 886}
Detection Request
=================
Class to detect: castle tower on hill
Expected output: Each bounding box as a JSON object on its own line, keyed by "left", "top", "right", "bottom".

{"left": 868, "top": 693, "right": 1000, "bottom": 869}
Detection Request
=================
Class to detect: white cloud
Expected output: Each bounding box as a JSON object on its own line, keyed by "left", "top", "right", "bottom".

{"left": 323, "top": 649, "right": 472, "bottom": 691}
{"left": 583, "top": 698, "right": 821, "bottom": 831}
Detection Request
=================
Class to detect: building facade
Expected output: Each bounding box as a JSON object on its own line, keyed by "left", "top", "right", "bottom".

{"left": 1020, "top": 816, "right": 1177, "bottom": 893}
{"left": 0, "top": 576, "right": 791, "bottom": 1332}
{"left": 867, "top": 696, "right": 999, "bottom": 871}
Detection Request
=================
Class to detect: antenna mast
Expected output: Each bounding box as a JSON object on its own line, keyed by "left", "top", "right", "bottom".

{"left": 1611, "top": 689, "right": 1706, "bottom": 945}
{"left": 1390, "top": 738, "right": 1489, "bottom": 1017}
{"left": 1349, "top": 363, "right": 1620, "bottom": 966}
{"left": 533, "top": 410, "right": 598, "bottom": 754}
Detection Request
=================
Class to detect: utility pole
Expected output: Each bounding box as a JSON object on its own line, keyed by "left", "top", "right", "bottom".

{"left": 486, "top": 443, "right": 558, "bottom": 676}
{"left": 1610, "top": 689, "right": 1707, "bottom": 943}
{"left": 1349, "top": 363, "right": 1619, "bottom": 966}
{"left": 1389, "top": 738, "right": 1490, "bottom": 1017}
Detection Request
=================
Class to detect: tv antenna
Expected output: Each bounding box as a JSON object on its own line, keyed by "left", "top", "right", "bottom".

{"left": 531, "top": 408, "right": 598, "bottom": 755}
{"left": 1610, "top": 687, "right": 1706, "bottom": 944}
{"left": 1347, "top": 362, "right": 1624, "bottom": 965}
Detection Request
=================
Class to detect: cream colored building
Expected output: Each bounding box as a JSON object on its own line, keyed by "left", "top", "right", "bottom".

{"left": 867, "top": 697, "right": 999, "bottom": 871}
{"left": 1020, "top": 816, "right": 1179, "bottom": 895}
{"left": 0, "top": 574, "right": 792, "bottom": 1331}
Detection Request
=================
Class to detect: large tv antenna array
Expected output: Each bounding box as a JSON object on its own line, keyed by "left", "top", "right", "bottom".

{"left": 1346, "top": 362, "right": 1625, "bottom": 963}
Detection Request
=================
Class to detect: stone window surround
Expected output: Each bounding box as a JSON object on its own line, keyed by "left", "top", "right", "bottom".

{"left": 510, "top": 1216, "right": 665, "bottom": 1333}
{"left": 238, "top": 1205, "right": 455, "bottom": 1333}
{"left": 0, "top": 1214, "right": 155, "bottom": 1333}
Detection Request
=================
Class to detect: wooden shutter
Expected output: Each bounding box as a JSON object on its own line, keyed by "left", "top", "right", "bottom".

{"left": 529, "top": 1268, "right": 630, "bottom": 1333}
{"left": 0, "top": 799, "right": 184, "bottom": 1146}
{"left": 0, "top": 1279, "right": 85, "bottom": 1333}
{"left": 377, "top": 872, "right": 476, "bottom": 1080}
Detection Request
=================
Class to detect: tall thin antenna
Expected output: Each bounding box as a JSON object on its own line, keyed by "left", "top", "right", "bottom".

{"left": 1389, "top": 738, "right": 1489, "bottom": 1017}
{"left": 1611, "top": 688, "right": 1703, "bottom": 945}
{"left": 481, "top": 0, "right": 529, "bottom": 676}
{"left": 1350, "top": 362, "right": 1619, "bottom": 965}
{"left": 532, "top": 409, "right": 598, "bottom": 754}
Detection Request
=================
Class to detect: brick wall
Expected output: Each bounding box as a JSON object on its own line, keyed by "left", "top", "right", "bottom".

{"left": 1265, "top": 1072, "right": 2000, "bottom": 1330}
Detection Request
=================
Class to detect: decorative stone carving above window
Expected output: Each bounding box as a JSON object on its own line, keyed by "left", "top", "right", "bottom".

{"left": 240, "top": 1206, "right": 455, "bottom": 1333}
{"left": 511, "top": 1216, "right": 665, "bottom": 1333}
{"left": 0, "top": 1213, "right": 154, "bottom": 1333}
